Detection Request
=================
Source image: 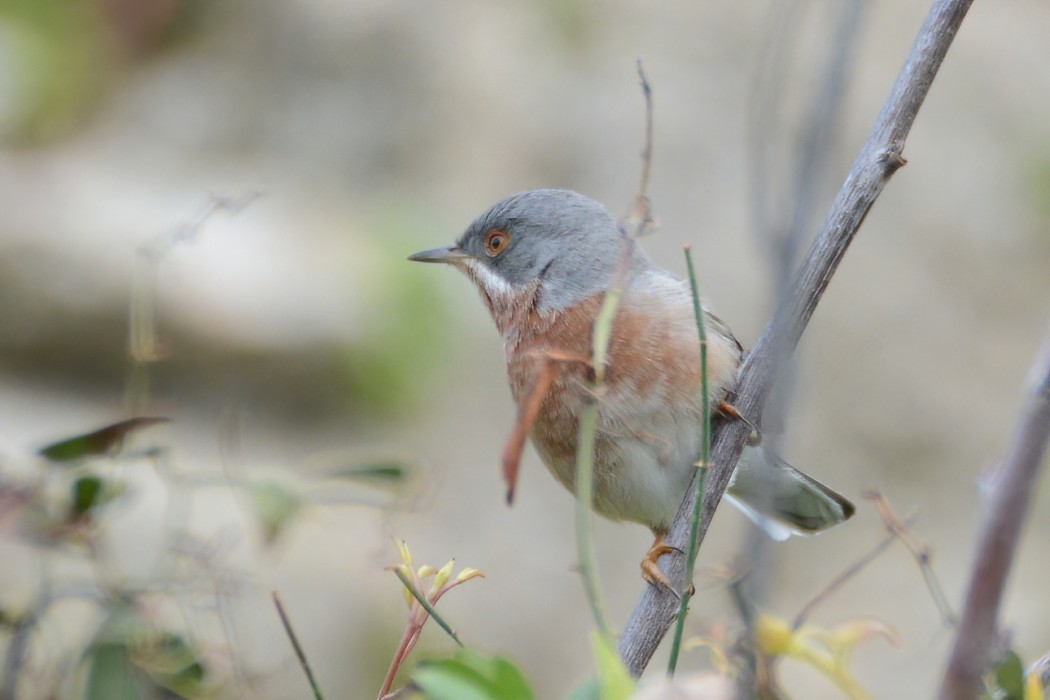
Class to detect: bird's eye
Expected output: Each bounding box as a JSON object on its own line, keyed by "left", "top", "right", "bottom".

{"left": 484, "top": 228, "right": 510, "bottom": 257}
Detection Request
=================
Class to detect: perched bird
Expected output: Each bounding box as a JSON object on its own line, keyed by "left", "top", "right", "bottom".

{"left": 409, "top": 189, "right": 853, "bottom": 586}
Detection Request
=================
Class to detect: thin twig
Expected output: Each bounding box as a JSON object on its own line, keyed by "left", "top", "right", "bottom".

{"left": 272, "top": 589, "right": 326, "bottom": 700}
{"left": 126, "top": 193, "right": 260, "bottom": 414}
{"left": 792, "top": 518, "right": 913, "bottom": 629}
{"left": 747, "top": 1, "right": 801, "bottom": 249}
{"left": 574, "top": 239, "right": 637, "bottom": 641}
{"left": 665, "top": 245, "right": 711, "bottom": 675}
{"left": 734, "top": 10, "right": 866, "bottom": 670}
{"left": 866, "top": 491, "right": 956, "bottom": 627}
{"left": 776, "top": 0, "right": 867, "bottom": 295}
{"left": 618, "top": 0, "right": 975, "bottom": 675}
{"left": 628, "top": 60, "right": 655, "bottom": 236}
{"left": 572, "top": 62, "right": 659, "bottom": 641}
{"left": 938, "top": 329, "right": 1050, "bottom": 700}
{"left": 574, "top": 400, "right": 613, "bottom": 640}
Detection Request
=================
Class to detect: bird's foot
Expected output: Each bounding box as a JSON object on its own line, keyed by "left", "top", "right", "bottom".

{"left": 640, "top": 533, "right": 693, "bottom": 600}
{"left": 717, "top": 400, "right": 762, "bottom": 446}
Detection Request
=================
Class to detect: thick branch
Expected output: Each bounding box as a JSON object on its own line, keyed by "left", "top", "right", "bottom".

{"left": 618, "top": 0, "right": 975, "bottom": 675}
{"left": 938, "top": 332, "right": 1050, "bottom": 700}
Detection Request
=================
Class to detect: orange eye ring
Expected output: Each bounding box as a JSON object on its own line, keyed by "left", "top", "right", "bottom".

{"left": 483, "top": 228, "right": 510, "bottom": 257}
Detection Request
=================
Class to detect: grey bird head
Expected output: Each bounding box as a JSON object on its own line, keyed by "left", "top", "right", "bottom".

{"left": 409, "top": 189, "right": 646, "bottom": 313}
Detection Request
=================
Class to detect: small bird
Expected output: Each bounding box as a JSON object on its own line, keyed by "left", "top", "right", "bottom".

{"left": 409, "top": 189, "right": 853, "bottom": 586}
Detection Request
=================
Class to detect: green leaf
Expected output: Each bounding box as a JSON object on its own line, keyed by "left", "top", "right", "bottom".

{"left": 592, "top": 633, "right": 635, "bottom": 700}
{"left": 246, "top": 481, "right": 302, "bottom": 544}
{"left": 133, "top": 633, "right": 208, "bottom": 698}
{"left": 413, "top": 651, "right": 533, "bottom": 700}
{"left": 72, "top": 475, "right": 103, "bottom": 517}
{"left": 83, "top": 642, "right": 157, "bottom": 700}
{"left": 83, "top": 607, "right": 209, "bottom": 700}
{"left": 567, "top": 680, "right": 601, "bottom": 700}
{"left": 487, "top": 656, "right": 533, "bottom": 700}
{"left": 993, "top": 649, "right": 1025, "bottom": 700}
{"left": 39, "top": 417, "right": 169, "bottom": 462}
{"left": 325, "top": 460, "right": 411, "bottom": 487}
{"left": 69, "top": 474, "right": 124, "bottom": 522}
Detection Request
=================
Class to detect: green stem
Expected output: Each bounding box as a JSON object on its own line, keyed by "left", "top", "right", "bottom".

{"left": 391, "top": 568, "right": 465, "bottom": 647}
{"left": 575, "top": 399, "right": 612, "bottom": 639}
{"left": 667, "top": 246, "right": 711, "bottom": 675}
{"left": 574, "top": 280, "right": 625, "bottom": 641}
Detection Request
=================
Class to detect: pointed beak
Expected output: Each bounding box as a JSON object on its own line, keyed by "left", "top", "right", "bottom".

{"left": 407, "top": 245, "right": 470, "bottom": 264}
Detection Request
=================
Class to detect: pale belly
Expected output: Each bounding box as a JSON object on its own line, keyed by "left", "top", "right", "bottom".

{"left": 530, "top": 395, "right": 706, "bottom": 533}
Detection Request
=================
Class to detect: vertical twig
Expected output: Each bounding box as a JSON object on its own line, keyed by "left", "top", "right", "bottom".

{"left": 575, "top": 277, "right": 625, "bottom": 639}
{"left": 629, "top": 61, "right": 655, "bottom": 234}
{"left": 938, "top": 330, "right": 1050, "bottom": 700}
{"left": 572, "top": 60, "right": 658, "bottom": 642}
{"left": 618, "top": 0, "right": 975, "bottom": 675}
{"left": 665, "top": 245, "right": 711, "bottom": 675}
{"left": 736, "top": 7, "right": 867, "bottom": 677}
{"left": 747, "top": 1, "right": 803, "bottom": 248}
{"left": 574, "top": 399, "right": 614, "bottom": 640}
{"left": 775, "top": 0, "right": 867, "bottom": 294}
{"left": 126, "top": 194, "right": 259, "bottom": 415}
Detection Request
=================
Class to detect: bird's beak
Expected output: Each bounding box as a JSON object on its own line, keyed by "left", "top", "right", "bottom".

{"left": 407, "top": 245, "right": 470, "bottom": 265}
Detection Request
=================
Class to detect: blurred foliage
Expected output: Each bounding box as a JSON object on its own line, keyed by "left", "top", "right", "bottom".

{"left": 39, "top": 417, "right": 170, "bottom": 462}
{"left": 244, "top": 479, "right": 302, "bottom": 546}
{"left": 0, "top": 0, "right": 201, "bottom": 145}
{"left": 1025, "top": 151, "right": 1050, "bottom": 231}
{"left": 339, "top": 207, "right": 458, "bottom": 417}
{"left": 0, "top": 418, "right": 411, "bottom": 699}
{"left": 754, "top": 613, "right": 900, "bottom": 700}
{"left": 567, "top": 634, "right": 635, "bottom": 700}
{"left": 83, "top": 606, "right": 213, "bottom": 700}
{"left": 324, "top": 460, "right": 410, "bottom": 486}
{"left": 994, "top": 649, "right": 1027, "bottom": 700}
{"left": 410, "top": 651, "right": 534, "bottom": 700}
{"left": 0, "top": 0, "right": 111, "bottom": 143}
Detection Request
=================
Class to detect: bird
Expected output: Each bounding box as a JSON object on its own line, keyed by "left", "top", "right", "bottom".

{"left": 409, "top": 188, "right": 853, "bottom": 588}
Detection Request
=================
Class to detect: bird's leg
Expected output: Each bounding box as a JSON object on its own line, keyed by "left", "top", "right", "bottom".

{"left": 641, "top": 531, "right": 684, "bottom": 598}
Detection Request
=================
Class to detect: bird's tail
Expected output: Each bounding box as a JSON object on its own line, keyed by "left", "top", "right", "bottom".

{"left": 724, "top": 449, "right": 855, "bottom": 541}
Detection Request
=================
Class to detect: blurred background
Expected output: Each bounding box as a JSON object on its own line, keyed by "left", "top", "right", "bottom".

{"left": 1, "top": 0, "right": 1049, "bottom": 698}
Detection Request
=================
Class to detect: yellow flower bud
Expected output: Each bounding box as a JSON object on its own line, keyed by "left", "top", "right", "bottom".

{"left": 455, "top": 567, "right": 485, "bottom": 584}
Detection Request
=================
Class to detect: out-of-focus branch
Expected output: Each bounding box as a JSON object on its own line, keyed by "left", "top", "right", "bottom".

{"left": 737, "top": 5, "right": 866, "bottom": 682}
{"left": 938, "top": 331, "right": 1050, "bottom": 700}
{"left": 618, "top": 0, "right": 975, "bottom": 675}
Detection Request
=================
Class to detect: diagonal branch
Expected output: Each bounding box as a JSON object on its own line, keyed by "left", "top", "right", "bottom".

{"left": 938, "top": 330, "right": 1050, "bottom": 700}
{"left": 618, "top": 0, "right": 976, "bottom": 675}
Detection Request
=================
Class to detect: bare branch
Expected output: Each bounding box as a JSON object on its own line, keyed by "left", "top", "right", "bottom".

{"left": 629, "top": 60, "right": 655, "bottom": 236}
{"left": 273, "top": 589, "right": 326, "bottom": 700}
{"left": 867, "top": 491, "right": 957, "bottom": 627}
{"left": 618, "top": 0, "right": 975, "bottom": 675}
{"left": 938, "top": 330, "right": 1050, "bottom": 700}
